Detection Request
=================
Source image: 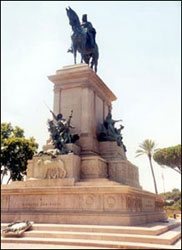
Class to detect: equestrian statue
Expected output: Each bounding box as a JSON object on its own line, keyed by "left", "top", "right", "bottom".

{"left": 66, "top": 7, "right": 99, "bottom": 73}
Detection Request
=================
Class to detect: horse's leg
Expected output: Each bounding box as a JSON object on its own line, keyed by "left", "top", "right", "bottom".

{"left": 95, "top": 61, "right": 98, "bottom": 73}
{"left": 80, "top": 36, "right": 86, "bottom": 63}
{"left": 91, "top": 56, "right": 97, "bottom": 73}
{"left": 93, "top": 46, "right": 98, "bottom": 73}
{"left": 90, "top": 56, "right": 94, "bottom": 69}
{"left": 80, "top": 54, "right": 83, "bottom": 63}
{"left": 71, "top": 37, "right": 77, "bottom": 64}
{"left": 73, "top": 47, "right": 77, "bottom": 64}
{"left": 80, "top": 45, "right": 84, "bottom": 63}
{"left": 74, "top": 50, "right": 77, "bottom": 64}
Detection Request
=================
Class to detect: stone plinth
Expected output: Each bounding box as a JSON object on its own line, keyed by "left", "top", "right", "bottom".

{"left": 80, "top": 156, "right": 107, "bottom": 179}
{"left": 48, "top": 64, "right": 116, "bottom": 154}
{"left": 108, "top": 160, "right": 141, "bottom": 188}
{"left": 99, "top": 141, "right": 127, "bottom": 160}
{"left": 26, "top": 154, "right": 80, "bottom": 182}
{"left": 99, "top": 141, "right": 141, "bottom": 188}
{"left": 1, "top": 185, "right": 167, "bottom": 226}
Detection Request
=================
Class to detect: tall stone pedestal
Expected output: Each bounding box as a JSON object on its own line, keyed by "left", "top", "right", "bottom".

{"left": 48, "top": 64, "right": 116, "bottom": 155}
{"left": 1, "top": 64, "right": 167, "bottom": 225}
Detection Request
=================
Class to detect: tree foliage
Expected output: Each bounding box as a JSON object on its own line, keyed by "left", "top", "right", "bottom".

{"left": 1, "top": 123, "right": 13, "bottom": 141}
{"left": 160, "top": 188, "right": 181, "bottom": 210}
{"left": 1, "top": 123, "right": 38, "bottom": 184}
{"left": 136, "top": 139, "right": 158, "bottom": 194}
{"left": 153, "top": 145, "right": 181, "bottom": 174}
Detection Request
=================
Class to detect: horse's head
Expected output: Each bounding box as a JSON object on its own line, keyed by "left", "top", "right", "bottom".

{"left": 66, "top": 7, "right": 81, "bottom": 29}
{"left": 66, "top": 6, "right": 71, "bottom": 18}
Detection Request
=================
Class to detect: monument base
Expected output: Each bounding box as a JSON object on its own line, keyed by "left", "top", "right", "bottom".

{"left": 1, "top": 184, "right": 167, "bottom": 226}
{"left": 1, "top": 65, "right": 167, "bottom": 226}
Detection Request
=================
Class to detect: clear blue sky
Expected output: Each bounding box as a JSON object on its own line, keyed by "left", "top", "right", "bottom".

{"left": 1, "top": 1, "right": 181, "bottom": 193}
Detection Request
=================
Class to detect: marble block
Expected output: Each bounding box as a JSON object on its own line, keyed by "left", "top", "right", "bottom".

{"left": 99, "top": 141, "right": 127, "bottom": 160}
{"left": 80, "top": 155, "right": 108, "bottom": 179}
{"left": 108, "top": 160, "right": 141, "bottom": 188}
{"left": 99, "top": 141, "right": 141, "bottom": 188}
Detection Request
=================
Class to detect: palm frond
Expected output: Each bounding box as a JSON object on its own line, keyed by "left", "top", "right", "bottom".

{"left": 136, "top": 139, "right": 158, "bottom": 157}
{"left": 135, "top": 149, "right": 145, "bottom": 157}
{"left": 136, "top": 149, "right": 144, "bottom": 153}
{"left": 135, "top": 153, "right": 144, "bottom": 158}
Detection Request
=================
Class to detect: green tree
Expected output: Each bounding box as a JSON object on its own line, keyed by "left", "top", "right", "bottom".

{"left": 1, "top": 122, "right": 13, "bottom": 141}
{"left": 153, "top": 145, "right": 181, "bottom": 174}
{"left": 1, "top": 123, "right": 38, "bottom": 184}
{"left": 160, "top": 188, "right": 181, "bottom": 210}
{"left": 136, "top": 139, "right": 158, "bottom": 194}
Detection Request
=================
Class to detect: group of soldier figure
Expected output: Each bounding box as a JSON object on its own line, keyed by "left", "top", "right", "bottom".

{"left": 98, "top": 109, "right": 127, "bottom": 152}
{"left": 47, "top": 107, "right": 126, "bottom": 154}
{"left": 48, "top": 110, "right": 79, "bottom": 154}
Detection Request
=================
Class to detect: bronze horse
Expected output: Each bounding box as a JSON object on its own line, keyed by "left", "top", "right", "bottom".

{"left": 66, "top": 7, "right": 99, "bottom": 72}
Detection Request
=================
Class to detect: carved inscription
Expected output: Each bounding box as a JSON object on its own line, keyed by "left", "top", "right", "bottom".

{"left": 22, "top": 202, "right": 39, "bottom": 208}
{"left": 1, "top": 196, "right": 10, "bottom": 210}
{"left": 142, "top": 198, "right": 155, "bottom": 211}
{"left": 107, "top": 196, "right": 116, "bottom": 208}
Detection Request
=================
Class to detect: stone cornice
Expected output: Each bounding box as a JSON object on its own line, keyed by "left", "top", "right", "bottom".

{"left": 1, "top": 185, "right": 161, "bottom": 199}
{"left": 48, "top": 64, "right": 117, "bottom": 102}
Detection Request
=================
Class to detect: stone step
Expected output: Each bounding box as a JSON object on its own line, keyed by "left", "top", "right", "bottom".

{"left": 1, "top": 220, "right": 181, "bottom": 249}
{"left": 0, "top": 242, "right": 112, "bottom": 249}
{"left": 174, "top": 238, "right": 181, "bottom": 248}
{"left": 1, "top": 242, "right": 112, "bottom": 249}
{"left": 21, "top": 225, "right": 181, "bottom": 245}
{"left": 1, "top": 236, "right": 180, "bottom": 249}
{"left": 1, "top": 219, "right": 180, "bottom": 236}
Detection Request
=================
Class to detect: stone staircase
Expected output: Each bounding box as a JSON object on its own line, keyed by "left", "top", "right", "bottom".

{"left": 1, "top": 219, "right": 181, "bottom": 249}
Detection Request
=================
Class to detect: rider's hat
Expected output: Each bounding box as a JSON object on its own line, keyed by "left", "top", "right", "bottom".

{"left": 82, "top": 14, "right": 87, "bottom": 21}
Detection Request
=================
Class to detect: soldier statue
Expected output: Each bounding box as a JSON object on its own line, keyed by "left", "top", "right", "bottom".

{"left": 81, "top": 14, "right": 96, "bottom": 49}
{"left": 47, "top": 110, "right": 79, "bottom": 154}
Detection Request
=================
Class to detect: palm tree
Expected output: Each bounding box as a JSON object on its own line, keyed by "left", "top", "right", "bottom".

{"left": 136, "top": 139, "right": 158, "bottom": 194}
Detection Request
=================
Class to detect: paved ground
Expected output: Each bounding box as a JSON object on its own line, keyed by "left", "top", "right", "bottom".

{"left": 1, "top": 243, "right": 109, "bottom": 249}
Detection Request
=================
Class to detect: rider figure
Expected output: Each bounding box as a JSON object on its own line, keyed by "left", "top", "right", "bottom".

{"left": 81, "top": 14, "right": 96, "bottom": 48}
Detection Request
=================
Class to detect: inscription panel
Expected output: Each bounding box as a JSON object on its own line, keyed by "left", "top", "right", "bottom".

{"left": 9, "top": 194, "right": 81, "bottom": 210}
{"left": 142, "top": 198, "right": 155, "bottom": 211}
{"left": 1, "top": 195, "right": 10, "bottom": 210}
